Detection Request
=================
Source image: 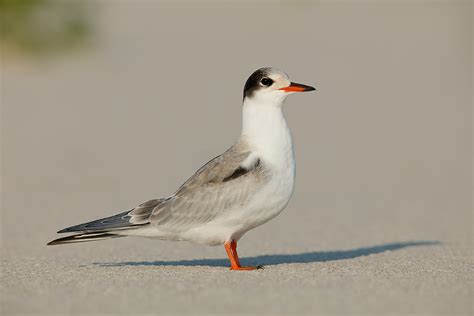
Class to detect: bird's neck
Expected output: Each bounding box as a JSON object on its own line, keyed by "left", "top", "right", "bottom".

{"left": 241, "top": 98, "right": 293, "bottom": 165}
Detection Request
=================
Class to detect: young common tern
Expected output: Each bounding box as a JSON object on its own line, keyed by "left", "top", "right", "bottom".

{"left": 48, "top": 67, "right": 316, "bottom": 270}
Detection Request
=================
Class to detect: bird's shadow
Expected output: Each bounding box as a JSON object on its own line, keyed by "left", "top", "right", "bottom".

{"left": 94, "top": 240, "right": 439, "bottom": 268}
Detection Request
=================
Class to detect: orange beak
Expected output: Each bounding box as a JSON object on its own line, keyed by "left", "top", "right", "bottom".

{"left": 279, "top": 82, "right": 316, "bottom": 92}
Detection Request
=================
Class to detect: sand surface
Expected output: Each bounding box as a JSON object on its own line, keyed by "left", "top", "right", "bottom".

{"left": 1, "top": 2, "right": 472, "bottom": 315}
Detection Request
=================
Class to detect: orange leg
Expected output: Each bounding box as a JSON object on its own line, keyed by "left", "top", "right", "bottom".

{"left": 224, "top": 240, "right": 262, "bottom": 271}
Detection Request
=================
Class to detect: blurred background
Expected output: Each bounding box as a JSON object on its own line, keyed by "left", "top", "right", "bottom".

{"left": 1, "top": 1, "right": 472, "bottom": 315}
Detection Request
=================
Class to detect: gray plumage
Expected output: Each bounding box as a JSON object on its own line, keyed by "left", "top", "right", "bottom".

{"left": 48, "top": 139, "right": 269, "bottom": 245}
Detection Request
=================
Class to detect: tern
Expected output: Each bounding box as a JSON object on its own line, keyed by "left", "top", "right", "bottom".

{"left": 48, "top": 67, "right": 316, "bottom": 270}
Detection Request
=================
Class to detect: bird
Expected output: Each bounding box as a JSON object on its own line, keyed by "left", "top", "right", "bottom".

{"left": 48, "top": 67, "right": 316, "bottom": 270}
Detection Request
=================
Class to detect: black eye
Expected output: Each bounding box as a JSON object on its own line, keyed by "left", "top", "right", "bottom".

{"left": 260, "top": 78, "right": 273, "bottom": 86}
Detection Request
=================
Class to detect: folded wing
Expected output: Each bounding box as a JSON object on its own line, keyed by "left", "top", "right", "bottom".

{"left": 150, "top": 142, "right": 269, "bottom": 232}
{"left": 49, "top": 140, "right": 269, "bottom": 244}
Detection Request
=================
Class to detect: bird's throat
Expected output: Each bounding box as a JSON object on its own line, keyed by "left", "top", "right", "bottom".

{"left": 241, "top": 99, "right": 293, "bottom": 166}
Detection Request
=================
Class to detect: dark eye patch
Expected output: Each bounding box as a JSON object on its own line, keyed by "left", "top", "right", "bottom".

{"left": 243, "top": 67, "right": 274, "bottom": 99}
{"left": 260, "top": 78, "right": 273, "bottom": 86}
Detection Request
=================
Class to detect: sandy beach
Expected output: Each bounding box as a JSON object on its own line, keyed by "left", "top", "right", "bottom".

{"left": 1, "top": 2, "right": 472, "bottom": 315}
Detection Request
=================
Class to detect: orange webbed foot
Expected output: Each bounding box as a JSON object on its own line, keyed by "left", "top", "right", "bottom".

{"left": 224, "top": 240, "right": 264, "bottom": 271}
{"left": 230, "top": 265, "right": 264, "bottom": 271}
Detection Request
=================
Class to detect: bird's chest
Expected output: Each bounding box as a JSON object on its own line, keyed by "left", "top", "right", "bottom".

{"left": 261, "top": 148, "right": 295, "bottom": 210}
{"left": 244, "top": 135, "right": 296, "bottom": 226}
{"left": 238, "top": 107, "right": 296, "bottom": 226}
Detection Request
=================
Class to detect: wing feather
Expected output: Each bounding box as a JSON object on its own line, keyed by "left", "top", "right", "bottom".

{"left": 56, "top": 140, "right": 268, "bottom": 237}
{"left": 150, "top": 142, "right": 269, "bottom": 232}
{"left": 57, "top": 199, "right": 163, "bottom": 233}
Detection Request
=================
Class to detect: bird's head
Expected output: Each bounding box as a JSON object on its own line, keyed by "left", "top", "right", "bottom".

{"left": 243, "top": 67, "right": 315, "bottom": 106}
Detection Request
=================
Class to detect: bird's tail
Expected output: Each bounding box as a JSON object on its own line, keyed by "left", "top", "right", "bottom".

{"left": 47, "top": 232, "right": 125, "bottom": 246}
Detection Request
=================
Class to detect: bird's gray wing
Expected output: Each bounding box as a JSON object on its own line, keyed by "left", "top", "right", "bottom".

{"left": 150, "top": 142, "right": 269, "bottom": 232}
{"left": 57, "top": 198, "right": 164, "bottom": 233}
{"left": 57, "top": 141, "right": 268, "bottom": 235}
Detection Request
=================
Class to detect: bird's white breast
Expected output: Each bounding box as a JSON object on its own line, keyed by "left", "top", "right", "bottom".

{"left": 234, "top": 103, "right": 296, "bottom": 235}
